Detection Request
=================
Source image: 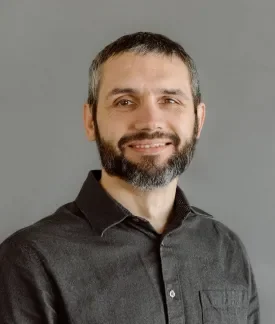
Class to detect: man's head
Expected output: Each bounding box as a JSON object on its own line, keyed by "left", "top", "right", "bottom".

{"left": 84, "top": 32, "right": 205, "bottom": 190}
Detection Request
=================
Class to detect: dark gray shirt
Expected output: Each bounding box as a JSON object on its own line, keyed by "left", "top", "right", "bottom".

{"left": 0, "top": 170, "right": 260, "bottom": 323}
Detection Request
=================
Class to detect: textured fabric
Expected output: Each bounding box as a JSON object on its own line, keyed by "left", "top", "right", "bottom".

{"left": 0, "top": 170, "right": 260, "bottom": 323}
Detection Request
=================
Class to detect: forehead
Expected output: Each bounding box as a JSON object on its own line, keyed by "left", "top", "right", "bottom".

{"left": 99, "top": 52, "right": 192, "bottom": 96}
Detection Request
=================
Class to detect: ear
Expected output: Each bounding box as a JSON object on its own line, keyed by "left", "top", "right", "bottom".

{"left": 83, "top": 103, "right": 96, "bottom": 141}
{"left": 196, "top": 102, "right": 206, "bottom": 139}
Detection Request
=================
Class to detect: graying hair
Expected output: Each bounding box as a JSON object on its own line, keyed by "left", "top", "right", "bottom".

{"left": 87, "top": 32, "right": 201, "bottom": 119}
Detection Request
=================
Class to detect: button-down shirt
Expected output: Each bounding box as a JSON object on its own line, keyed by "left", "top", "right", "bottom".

{"left": 0, "top": 170, "right": 260, "bottom": 323}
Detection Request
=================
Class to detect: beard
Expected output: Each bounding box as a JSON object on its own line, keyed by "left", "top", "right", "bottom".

{"left": 94, "top": 116, "right": 199, "bottom": 191}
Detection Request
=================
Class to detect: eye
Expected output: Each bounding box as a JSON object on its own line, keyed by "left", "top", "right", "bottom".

{"left": 115, "top": 99, "right": 134, "bottom": 107}
{"left": 163, "top": 98, "right": 179, "bottom": 104}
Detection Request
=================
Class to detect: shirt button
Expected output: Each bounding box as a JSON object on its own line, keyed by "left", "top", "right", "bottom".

{"left": 169, "top": 290, "right": 176, "bottom": 298}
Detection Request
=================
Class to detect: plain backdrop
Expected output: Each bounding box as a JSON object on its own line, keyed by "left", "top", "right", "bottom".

{"left": 0, "top": 0, "right": 274, "bottom": 322}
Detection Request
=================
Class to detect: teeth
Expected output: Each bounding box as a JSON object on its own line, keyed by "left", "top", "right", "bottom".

{"left": 133, "top": 143, "right": 166, "bottom": 148}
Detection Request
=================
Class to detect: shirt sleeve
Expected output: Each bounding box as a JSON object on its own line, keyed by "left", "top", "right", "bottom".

{"left": 0, "top": 237, "right": 57, "bottom": 324}
{"left": 247, "top": 264, "right": 260, "bottom": 323}
{"left": 237, "top": 236, "right": 260, "bottom": 323}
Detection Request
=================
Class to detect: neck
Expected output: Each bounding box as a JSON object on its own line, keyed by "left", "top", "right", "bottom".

{"left": 99, "top": 169, "right": 179, "bottom": 233}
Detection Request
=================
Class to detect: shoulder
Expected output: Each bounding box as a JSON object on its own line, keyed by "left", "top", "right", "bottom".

{"left": 0, "top": 201, "right": 89, "bottom": 262}
{"left": 190, "top": 205, "right": 213, "bottom": 218}
{"left": 189, "top": 206, "right": 253, "bottom": 277}
{"left": 190, "top": 205, "right": 249, "bottom": 254}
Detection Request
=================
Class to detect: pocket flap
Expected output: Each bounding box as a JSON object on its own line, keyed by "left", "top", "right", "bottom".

{"left": 200, "top": 289, "right": 248, "bottom": 309}
{"left": 199, "top": 290, "right": 248, "bottom": 323}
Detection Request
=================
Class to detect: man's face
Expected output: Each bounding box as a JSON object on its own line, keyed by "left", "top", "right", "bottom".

{"left": 85, "top": 52, "right": 205, "bottom": 190}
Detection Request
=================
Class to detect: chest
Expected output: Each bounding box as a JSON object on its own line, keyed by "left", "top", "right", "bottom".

{"left": 48, "top": 233, "right": 249, "bottom": 324}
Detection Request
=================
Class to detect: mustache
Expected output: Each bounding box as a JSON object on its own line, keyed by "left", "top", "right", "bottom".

{"left": 118, "top": 131, "right": 180, "bottom": 148}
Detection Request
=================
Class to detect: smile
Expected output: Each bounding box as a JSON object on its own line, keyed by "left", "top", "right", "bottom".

{"left": 128, "top": 143, "right": 172, "bottom": 154}
{"left": 129, "top": 143, "right": 170, "bottom": 149}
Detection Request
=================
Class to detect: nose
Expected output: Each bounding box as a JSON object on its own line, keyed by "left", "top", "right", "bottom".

{"left": 133, "top": 99, "right": 165, "bottom": 132}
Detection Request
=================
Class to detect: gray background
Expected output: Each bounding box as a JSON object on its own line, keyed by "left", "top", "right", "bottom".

{"left": 0, "top": 0, "right": 274, "bottom": 322}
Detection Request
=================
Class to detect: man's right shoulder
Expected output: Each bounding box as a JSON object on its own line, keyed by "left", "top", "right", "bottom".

{"left": 0, "top": 201, "right": 91, "bottom": 258}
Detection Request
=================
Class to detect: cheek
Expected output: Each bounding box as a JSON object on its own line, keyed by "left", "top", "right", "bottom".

{"left": 97, "top": 117, "right": 125, "bottom": 144}
{"left": 175, "top": 115, "right": 196, "bottom": 139}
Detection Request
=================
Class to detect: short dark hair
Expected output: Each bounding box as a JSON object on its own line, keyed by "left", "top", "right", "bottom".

{"left": 87, "top": 32, "right": 201, "bottom": 119}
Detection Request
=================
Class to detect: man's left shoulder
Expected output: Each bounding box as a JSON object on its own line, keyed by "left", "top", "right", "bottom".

{"left": 190, "top": 205, "right": 214, "bottom": 218}
{"left": 190, "top": 205, "right": 247, "bottom": 247}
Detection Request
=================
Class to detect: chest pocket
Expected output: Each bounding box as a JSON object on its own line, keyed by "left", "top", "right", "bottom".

{"left": 199, "top": 289, "right": 248, "bottom": 324}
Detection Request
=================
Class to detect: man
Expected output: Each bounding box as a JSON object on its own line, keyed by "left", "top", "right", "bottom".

{"left": 0, "top": 32, "right": 260, "bottom": 323}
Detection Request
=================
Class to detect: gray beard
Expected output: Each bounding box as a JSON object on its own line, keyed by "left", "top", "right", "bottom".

{"left": 94, "top": 117, "right": 199, "bottom": 191}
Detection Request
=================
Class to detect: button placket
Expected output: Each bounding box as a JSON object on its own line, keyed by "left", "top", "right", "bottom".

{"left": 160, "top": 235, "right": 184, "bottom": 323}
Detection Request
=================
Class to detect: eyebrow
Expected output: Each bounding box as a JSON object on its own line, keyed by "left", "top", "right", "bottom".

{"left": 159, "top": 88, "right": 191, "bottom": 100}
{"left": 106, "top": 88, "right": 137, "bottom": 100}
{"left": 106, "top": 87, "right": 191, "bottom": 100}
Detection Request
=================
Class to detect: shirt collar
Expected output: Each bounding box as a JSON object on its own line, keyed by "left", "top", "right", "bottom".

{"left": 75, "top": 169, "right": 191, "bottom": 236}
